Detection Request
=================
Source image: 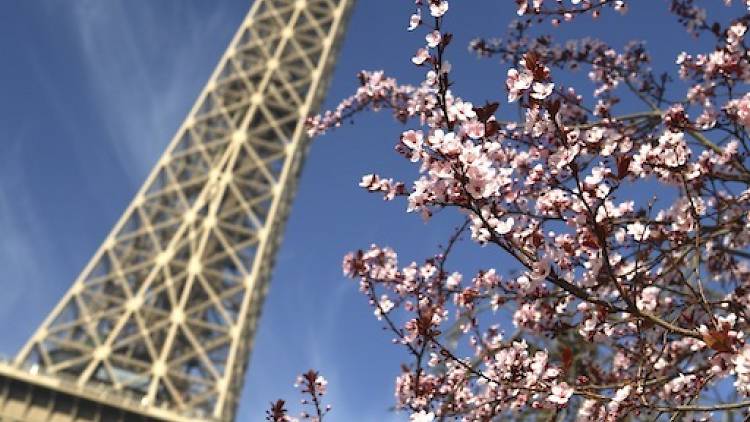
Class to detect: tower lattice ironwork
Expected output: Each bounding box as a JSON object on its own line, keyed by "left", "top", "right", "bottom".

{"left": 0, "top": 0, "right": 354, "bottom": 420}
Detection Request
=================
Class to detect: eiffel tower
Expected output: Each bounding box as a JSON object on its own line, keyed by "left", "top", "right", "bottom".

{"left": 0, "top": 0, "right": 354, "bottom": 420}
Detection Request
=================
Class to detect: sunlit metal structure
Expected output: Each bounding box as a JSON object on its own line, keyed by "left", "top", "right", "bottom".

{"left": 0, "top": 0, "right": 354, "bottom": 420}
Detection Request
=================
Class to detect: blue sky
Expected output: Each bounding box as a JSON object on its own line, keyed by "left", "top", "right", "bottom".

{"left": 0, "top": 1, "right": 740, "bottom": 420}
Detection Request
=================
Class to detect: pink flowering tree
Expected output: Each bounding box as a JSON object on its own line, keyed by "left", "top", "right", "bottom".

{"left": 277, "top": 0, "right": 750, "bottom": 420}
{"left": 266, "top": 370, "right": 331, "bottom": 422}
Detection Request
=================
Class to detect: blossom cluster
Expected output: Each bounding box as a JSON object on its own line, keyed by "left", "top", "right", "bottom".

{"left": 266, "top": 371, "right": 331, "bottom": 422}
{"left": 303, "top": 0, "right": 750, "bottom": 420}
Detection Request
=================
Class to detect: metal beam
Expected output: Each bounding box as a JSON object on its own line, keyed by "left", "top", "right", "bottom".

{"left": 8, "top": 0, "right": 355, "bottom": 420}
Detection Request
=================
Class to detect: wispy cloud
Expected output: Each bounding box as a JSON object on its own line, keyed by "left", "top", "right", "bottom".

{"left": 0, "top": 132, "right": 49, "bottom": 353}
{"left": 52, "top": 0, "right": 236, "bottom": 184}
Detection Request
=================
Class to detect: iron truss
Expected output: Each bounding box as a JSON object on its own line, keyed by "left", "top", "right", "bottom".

{"left": 0, "top": 0, "right": 354, "bottom": 420}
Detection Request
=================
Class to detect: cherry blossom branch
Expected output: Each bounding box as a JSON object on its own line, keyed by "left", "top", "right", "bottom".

{"left": 307, "top": 1, "right": 750, "bottom": 420}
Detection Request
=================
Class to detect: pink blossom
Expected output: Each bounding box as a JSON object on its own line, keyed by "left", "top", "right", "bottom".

{"left": 429, "top": 1, "right": 449, "bottom": 18}
{"left": 530, "top": 82, "right": 554, "bottom": 100}
{"left": 516, "top": 1, "right": 528, "bottom": 16}
{"left": 495, "top": 217, "right": 514, "bottom": 235}
{"left": 626, "top": 221, "right": 650, "bottom": 240}
{"left": 412, "top": 48, "right": 430, "bottom": 65}
{"left": 425, "top": 30, "right": 441, "bottom": 48}
{"left": 463, "top": 120, "right": 485, "bottom": 139}
{"left": 734, "top": 346, "right": 750, "bottom": 396}
{"left": 374, "top": 294, "right": 395, "bottom": 320}
{"left": 608, "top": 385, "right": 631, "bottom": 413}
{"left": 636, "top": 286, "right": 660, "bottom": 312}
{"left": 447, "top": 100, "right": 476, "bottom": 122}
{"left": 410, "top": 411, "right": 435, "bottom": 422}
{"left": 727, "top": 93, "right": 750, "bottom": 129}
{"left": 727, "top": 22, "right": 747, "bottom": 50}
{"left": 407, "top": 9, "right": 421, "bottom": 31}
{"left": 547, "top": 382, "right": 574, "bottom": 405}
{"left": 506, "top": 68, "right": 533, "bottom": 102}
